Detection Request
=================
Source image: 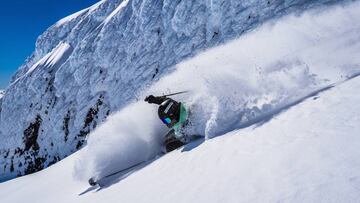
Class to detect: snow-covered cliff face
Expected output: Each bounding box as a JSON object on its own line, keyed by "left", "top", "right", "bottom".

{"left": 0, "top": 90, "right": 4, "bottom": 112}
{"left": 0, "top": 0, "right": 350, "bottom": 181}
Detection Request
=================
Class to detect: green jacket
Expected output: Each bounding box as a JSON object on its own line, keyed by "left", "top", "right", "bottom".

{"left": 172, "top": 103, "right": 187, "bottom": 138}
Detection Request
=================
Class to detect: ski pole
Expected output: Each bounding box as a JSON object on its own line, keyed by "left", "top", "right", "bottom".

{"left": 162, "top": 91, "right": 189, "bottom": 97}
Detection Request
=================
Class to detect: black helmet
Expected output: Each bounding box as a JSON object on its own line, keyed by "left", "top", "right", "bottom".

{"left": 158, "top": 99, "right": 180, "bottom": 128}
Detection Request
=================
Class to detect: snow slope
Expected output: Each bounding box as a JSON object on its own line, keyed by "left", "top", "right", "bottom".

{"left": 1, "top": 1, "right": 360, "bottom": 202}
{"left": 1, "top": 52, "right": 360, "bottom": 203}
{"left": 74, "top": 0, "right": 360, "bottom": 183}
{"left": 0, "top": 0, "right": 352, "bottom": 181}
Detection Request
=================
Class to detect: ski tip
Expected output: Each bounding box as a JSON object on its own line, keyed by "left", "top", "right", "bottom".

{"left": 88, "top": 178, "right": 97, "bottom": 186}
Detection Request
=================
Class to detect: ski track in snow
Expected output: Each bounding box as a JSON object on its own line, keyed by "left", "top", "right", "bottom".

{"left": 74, "top": 1, "right": 360, "bottom": 183}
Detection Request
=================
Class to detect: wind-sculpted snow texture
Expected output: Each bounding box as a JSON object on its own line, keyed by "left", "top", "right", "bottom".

{"left": 0, "top": 90, "right": 4, "bottom": 113}
{"left": 0, "top": 0, "right": 353, "bottom": 181}
{"left": 75, "top": 1, "right": 360, "bottom": 182}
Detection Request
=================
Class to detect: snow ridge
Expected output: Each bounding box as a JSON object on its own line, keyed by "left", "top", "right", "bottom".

{"left": 0, "top": 0, "right": 353, "bottom": 181}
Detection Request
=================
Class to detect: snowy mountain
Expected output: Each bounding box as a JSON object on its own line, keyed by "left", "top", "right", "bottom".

{"left": 1, "top": 1, "right": 360, "bottom": 202}
{"left": 1, "top": 0, "right": 351, "bottom": 181}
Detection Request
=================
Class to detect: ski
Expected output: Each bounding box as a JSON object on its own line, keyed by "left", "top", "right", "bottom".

{"left": 88, "top": 159, "right": 151, "bottom": 187}
{"left": 88, "top": 135, "right": 203, "bottom": 187}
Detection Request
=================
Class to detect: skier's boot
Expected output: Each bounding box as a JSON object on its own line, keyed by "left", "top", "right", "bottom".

{"left": 164, "top": 129, "right": 184, "bottom": 153}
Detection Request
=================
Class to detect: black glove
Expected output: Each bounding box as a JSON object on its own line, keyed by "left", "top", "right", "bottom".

{"left": 145, "top": 95, "right": 167, "bottom": 104}
{"left": 145, "top": 95, "right": 156, "bottom": 103}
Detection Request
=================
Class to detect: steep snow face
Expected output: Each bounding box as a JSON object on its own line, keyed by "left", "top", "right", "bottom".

{"left": 0, "top": 90, "right": 4, "bottom": 112}
{"left": 0, "top": 0, "right": 353, "bottom": 181}
{"left": 74, "top": 1, "right": 360, "bottom": 183}
{"left": 1, "top": 52, "right": 360, "bottom": 203}
{"left": 0, "top": 90, "right": 5, "bottom": 113}
{"left": 83, "top": 73, "right": 360, "bottom": 203}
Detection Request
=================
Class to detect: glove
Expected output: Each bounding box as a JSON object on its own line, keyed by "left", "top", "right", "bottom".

{"left": 145, "top": 95, "right": 156, "bottom": 103}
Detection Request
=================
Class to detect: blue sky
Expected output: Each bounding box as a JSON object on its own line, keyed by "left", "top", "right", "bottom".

{"left": 0, "top": 0, "right": 99, "bottom": 89}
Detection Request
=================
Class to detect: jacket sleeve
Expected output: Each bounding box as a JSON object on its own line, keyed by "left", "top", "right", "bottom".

{"left": 152, "top": 96, "right": 168, "bottom": 105}
{"left": 145, "top": 95, "right": 168, "bottom": 105}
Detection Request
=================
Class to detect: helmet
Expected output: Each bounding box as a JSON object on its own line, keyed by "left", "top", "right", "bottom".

{"left": 158, "top": 99, "right": 180, "bottom": 127}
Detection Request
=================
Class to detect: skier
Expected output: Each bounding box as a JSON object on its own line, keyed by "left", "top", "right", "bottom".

{"left": 145, "top": 94, "right": 189, "bottom": 152}
{"left": 88, "top": 93, "right": 193, "bottom": 186}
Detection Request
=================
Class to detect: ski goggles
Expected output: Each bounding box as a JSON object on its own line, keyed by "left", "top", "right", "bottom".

{"left": 162, "top": 117, "right": 172, "bottom": 125}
